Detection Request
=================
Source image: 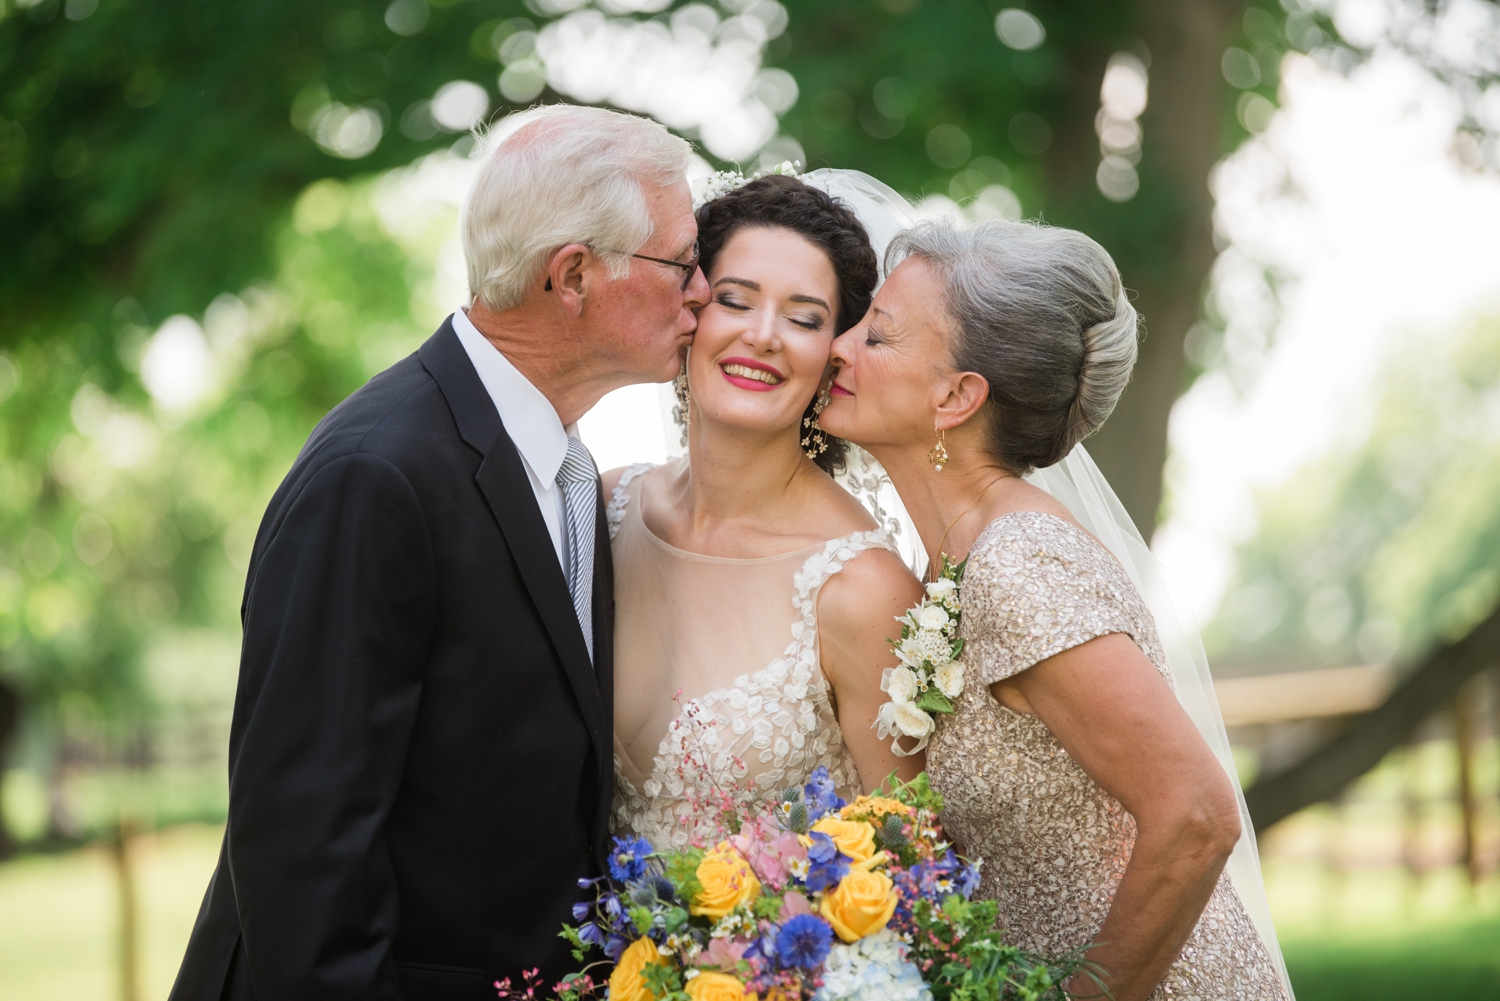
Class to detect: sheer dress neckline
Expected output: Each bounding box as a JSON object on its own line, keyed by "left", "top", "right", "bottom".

{"left": 606, "top": 460, "right": 896, "bottom": 849}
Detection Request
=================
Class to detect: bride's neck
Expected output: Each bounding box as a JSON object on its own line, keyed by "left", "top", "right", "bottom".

{"left": 680, "top": 415, "right": 813, "bottom": 529}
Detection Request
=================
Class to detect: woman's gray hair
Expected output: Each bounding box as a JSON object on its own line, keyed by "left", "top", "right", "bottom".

{"left": 462, "top": 104, "right": 694, "bottom": 311}
{"left": 887, "top": 219, "right": 1140, "bottom": 473}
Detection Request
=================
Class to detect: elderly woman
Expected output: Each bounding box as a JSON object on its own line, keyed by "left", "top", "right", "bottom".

{"left": 819, "top": 220, "right": 1289, "bottom": 1001}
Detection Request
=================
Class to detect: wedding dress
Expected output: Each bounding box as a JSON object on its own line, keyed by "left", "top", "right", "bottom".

{"left": 607, "top": 459, "right": 896, "bottom": 849}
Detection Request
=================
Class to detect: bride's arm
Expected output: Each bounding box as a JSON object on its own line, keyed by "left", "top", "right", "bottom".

{"left": 816, "top": 548, "right": 928, "bottom": 791}
{"left": 998, "top": 633, "right": 1242, "bottom": 1001}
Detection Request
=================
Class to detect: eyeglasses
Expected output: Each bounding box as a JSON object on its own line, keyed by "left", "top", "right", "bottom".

{"left": 629, "top": 242, "right": 701, "bottom": 291}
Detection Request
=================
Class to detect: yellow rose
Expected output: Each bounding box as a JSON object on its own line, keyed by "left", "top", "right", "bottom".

{"left": 685, "top": 971, "right": 752, "bottom": 1001}
{"left": 609, "top": 937, "right": 665, "bottom": 1001}
{"left": 810, "top": 817, "right": 878, "bottom": 866}
{"left": 819, "top": 868, "right": 899, "bottom": 942}
{"left": 690, "top": 842, "right": 761, "bottom": 918}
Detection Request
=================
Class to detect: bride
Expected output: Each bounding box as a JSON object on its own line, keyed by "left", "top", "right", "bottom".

{"left": 604, "top": 173, "right": 926, "bottom": 849}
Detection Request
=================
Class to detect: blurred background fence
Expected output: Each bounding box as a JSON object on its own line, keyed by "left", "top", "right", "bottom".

{"left": 2, "top": 0, "right": 1499, "bottom": 997}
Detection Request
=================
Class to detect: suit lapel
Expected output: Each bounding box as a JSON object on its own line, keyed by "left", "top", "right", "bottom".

{"left": 418, "top": 321, "right": 608, "bottom": 772}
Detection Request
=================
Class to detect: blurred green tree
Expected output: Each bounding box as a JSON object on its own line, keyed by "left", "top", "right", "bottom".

{"left": 1208, "top": 315, "right": 1500, "bottom": 828}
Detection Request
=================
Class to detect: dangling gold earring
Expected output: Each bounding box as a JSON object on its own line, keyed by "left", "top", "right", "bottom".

{"left": 929, "top": 427, "right": 949, "bottom": 471}
{"left": 673, "top": 361, "right": 692, "bottom": 444}
{"left": 801, "top": 386, "right": 832, "bottom": 460}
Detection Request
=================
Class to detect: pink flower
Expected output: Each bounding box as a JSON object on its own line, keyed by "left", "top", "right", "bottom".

{"left": 779, "top": 891, "right": 814, "bottom": 920}
{"left": 732, "top": 817, "right": 808, "bottom": 890}
{"left": 697, "top": 936, "right": 750, "bottom": 969}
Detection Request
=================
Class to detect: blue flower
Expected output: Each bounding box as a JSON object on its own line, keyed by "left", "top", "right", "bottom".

{"left": 572, "top": 900, "right": 593, "bottom": 922}
{"left": 806, "top": 831, "right": 839, "bottom": 864}
{"left": 803, "top": 830, "right": 851, "bottom": 892}
{"left": 776, "top": 914, "right": 835, "bottom": 969}
{"left": 609, "top": 835, "right": 654, "bottom": 882}
{"left": 803, "top": 766, "right": 845, "bottom": 822}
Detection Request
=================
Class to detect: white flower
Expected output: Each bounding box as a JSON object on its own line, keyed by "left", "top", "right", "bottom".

{"left": 915, "top": 629, "right": 951, "bottom": 666}
{"left": 925, "top": 579, "right": 957, "bottom": 600}
{"left": 815, "top": 931, "right": 932, "bottom": 1001}
{"left": 917, "top": 604, "right": 950, "bottom": 630}
{"left": 890, "top": 702, "right": 935, "bottom": 740}
{"left": 895, "top": 636, "right": 923, "bottom": 668}
{"left": 934, "top": 660, "right": 965, "bottom": 699}
{"left": 882, "top": 666, "right": 919, "bottom": 705}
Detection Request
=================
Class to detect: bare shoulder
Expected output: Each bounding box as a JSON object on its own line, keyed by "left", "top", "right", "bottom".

{"left": 817, "top": 545, "right": 925, "bottom": 639}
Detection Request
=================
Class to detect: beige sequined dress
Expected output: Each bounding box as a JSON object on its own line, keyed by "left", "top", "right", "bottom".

{"left": 927, "top": 512, "right": 1288, "bottom": 1000}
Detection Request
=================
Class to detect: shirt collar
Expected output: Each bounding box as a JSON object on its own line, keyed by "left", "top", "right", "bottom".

{"left": 450, "top": 308, "right": 569, "bottom": 487}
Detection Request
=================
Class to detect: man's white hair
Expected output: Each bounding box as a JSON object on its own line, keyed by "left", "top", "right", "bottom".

{"left": 462, "top": 104, "right": 695, "bottom": 311}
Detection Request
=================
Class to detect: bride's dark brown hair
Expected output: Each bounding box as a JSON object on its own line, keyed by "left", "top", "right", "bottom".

{"left": 693, "top": 173, "right": 878, "bottom": 475}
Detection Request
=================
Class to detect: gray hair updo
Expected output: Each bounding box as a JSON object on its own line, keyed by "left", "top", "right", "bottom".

{"left": 887, "top": 219, "right": 1140, "bottom": 474}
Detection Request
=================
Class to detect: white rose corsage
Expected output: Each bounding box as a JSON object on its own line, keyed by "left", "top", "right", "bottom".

{"left": 691, "top": 160, "right": 801, "bottom": 210}
{"left": 874, "top": 555, "right": 966, "bottom": 756}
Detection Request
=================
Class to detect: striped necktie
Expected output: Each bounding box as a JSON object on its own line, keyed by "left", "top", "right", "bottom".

{"left": 556, "top": 435, "right": 598, "bottom": 661}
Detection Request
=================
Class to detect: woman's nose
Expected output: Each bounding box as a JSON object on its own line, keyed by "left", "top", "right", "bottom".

{"left": 744, "top": 311, "right": 780, "bottom": 352}
{"left": 829, "top": 327, "right": 855, "bottom": 369}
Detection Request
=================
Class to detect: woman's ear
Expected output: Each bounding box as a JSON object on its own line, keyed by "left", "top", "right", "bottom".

{"left": 934, "top": 371, "right": 990, "bottom": 431}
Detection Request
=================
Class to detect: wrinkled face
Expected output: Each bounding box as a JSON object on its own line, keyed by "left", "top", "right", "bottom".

{"left": 821, "top": 257, "right": 955, "bottom": 450}
{"left": 688, "top": 226, "right": 840, "bottom": 438}
{"left": 584, "top": 178, "right": 710, "bottom": 383}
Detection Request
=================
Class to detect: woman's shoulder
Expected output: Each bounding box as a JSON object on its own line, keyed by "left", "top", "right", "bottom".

{"left": 601, "top": 459, "right": 668, "bottom": 497}
{"left": 971, "top": 508, "right": 1114, "bottom": 575}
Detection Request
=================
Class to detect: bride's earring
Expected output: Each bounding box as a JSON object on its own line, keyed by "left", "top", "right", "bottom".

{"left": 929, "top": 427, "right": 949, "bottom": 472}
{"left": 673, "top": 362, "right": 692, "bottom": 444}
{"left": 801, "top": 387, "right": 832, "bottom": 460}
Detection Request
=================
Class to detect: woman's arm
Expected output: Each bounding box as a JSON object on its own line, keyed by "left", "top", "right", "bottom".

{"left": 817, "top": 548, "right": 929, "bottom": 791}
{"left": 998, "top": 633, "right": 1242, "bottom": 1001}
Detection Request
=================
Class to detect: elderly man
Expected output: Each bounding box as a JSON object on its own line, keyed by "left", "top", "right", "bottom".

{"left": 171, "top": 105, "right": 706, "bottom": 1001}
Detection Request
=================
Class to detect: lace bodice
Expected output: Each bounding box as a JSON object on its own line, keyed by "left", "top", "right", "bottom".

{"left": 927, "top": 512, "right": 1288, "bottom": 1000}
{"left": 607, "top": 460, "right": 896, "bottom": 850}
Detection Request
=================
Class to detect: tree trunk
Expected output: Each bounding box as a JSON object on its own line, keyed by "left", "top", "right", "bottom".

{"left": 1085, "top": 0, "right": 1242, "bottom": 540}
{"left": 1244, "top": 604, "right": 1500, "bottom": 832}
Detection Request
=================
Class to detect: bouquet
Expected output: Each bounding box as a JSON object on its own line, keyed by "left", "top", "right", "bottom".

{"left": 549, "top": 769, "right": 1092, "bottom": 1001}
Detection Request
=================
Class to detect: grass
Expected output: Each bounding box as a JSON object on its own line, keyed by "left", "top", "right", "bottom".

{"left": 0, "top": 821, "right": 1496, "bottom": 1000}
{"left": 0, "top": 823, "right": 222, "bottom": 1001}
{"left": 1284, "top": 914, "right": 1500, "bottom": 1000}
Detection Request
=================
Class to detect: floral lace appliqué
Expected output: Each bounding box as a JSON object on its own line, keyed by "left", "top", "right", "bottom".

{"left": 611, "top": 519, "right": 896, "bottom": 849}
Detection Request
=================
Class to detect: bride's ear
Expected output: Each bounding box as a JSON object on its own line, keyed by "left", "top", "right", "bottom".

{"left": 934, "top": 372, "right": 990, "bottom": 431}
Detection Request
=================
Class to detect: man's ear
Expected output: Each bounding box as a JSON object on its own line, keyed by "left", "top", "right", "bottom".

{"left": 545, "top": 243, "right": 593, "bottom": 317}
{"left": 934, "top": 372, "right": 990, "bottom": 431}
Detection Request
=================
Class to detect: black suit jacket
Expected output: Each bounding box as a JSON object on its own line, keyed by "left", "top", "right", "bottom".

{"left": 170, "top": 320, "right": 614, "bottom": 1001}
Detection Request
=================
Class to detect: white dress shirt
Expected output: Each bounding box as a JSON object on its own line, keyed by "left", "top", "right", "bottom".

{"left": 450, "top": 308, "right": 573, "bottom": 574}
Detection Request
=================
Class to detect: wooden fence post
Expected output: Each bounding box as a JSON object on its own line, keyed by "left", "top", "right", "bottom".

{"left": 111, "top": 815, "right": 140, "bottom": 1001}
{"left": 1455, "top": 688, "right": 1480, "bottom": 886}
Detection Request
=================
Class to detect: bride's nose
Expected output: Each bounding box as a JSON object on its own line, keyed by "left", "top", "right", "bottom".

{"left": 743, "top": 310, "right": 782, "bottom": 353}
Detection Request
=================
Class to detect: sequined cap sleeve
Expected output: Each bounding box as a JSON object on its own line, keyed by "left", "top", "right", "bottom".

{"left": 962, "top": 511, "right": 1160, "bottom": 687}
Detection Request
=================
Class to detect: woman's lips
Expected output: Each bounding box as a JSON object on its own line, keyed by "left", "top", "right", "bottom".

{"left": 719, "top": 357, "right": 784, "bottom": 392}
{"left": 830, "top": 381, "right": 854, "bottom": 397}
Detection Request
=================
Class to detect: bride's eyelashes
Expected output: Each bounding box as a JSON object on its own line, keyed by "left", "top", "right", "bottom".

{"left": 713, "top": 293, "right": 826, "bottom": 332}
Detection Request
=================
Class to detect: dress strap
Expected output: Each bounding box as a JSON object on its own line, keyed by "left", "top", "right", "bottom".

{"left": 606, "top": 462, "right": 655, "bottom": 540}
{"left": 787, "top": 529, "right": 899, "bottom": 664}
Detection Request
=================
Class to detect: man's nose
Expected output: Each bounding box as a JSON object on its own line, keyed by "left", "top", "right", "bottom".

{"left": 682, "top": 267, "right": 710, "bottom": 309}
